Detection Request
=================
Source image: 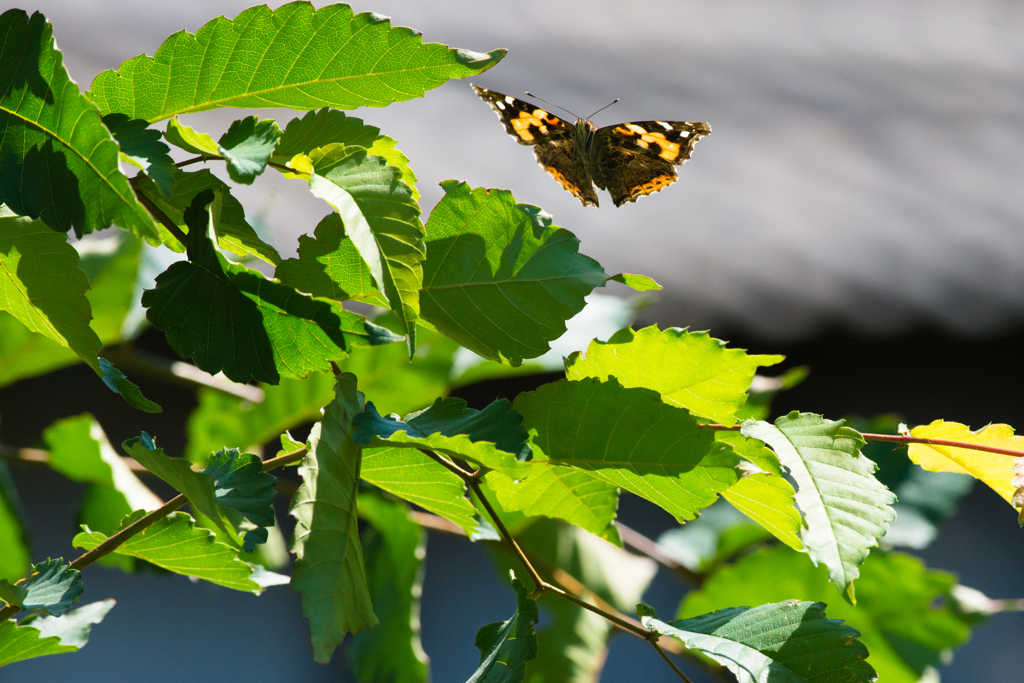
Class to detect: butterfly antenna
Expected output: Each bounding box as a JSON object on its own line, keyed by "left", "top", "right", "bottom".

{"left": 587, "top": 98, "right": 620, "bottom": 120}
{"left": 524, "top": 92, "right": 581, "bottom": 119}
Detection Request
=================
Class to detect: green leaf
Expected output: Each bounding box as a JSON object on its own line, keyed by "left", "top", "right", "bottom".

{"left": 608, "top": 273, "right": 661, "bottom": 291}
{"left": 352, "top": 397, "right": 531, "bottom": 472}
{"left": 468, "top": 572, "right": 538, "bottom": 683}
{"left": 0, "top": 9, "right": 159, "bottom": 240}
{"left": 680, "top": 546, "right": 974, "bottom": 683}
{"left": 361, "top": 447, "right": 478, "bottom": 536}
{"left": 273, "top": 108, "right": 419, "bottom": 198}
{"left": 43, "top": 414, "right": 162, "bottom": 513}
{"left": 142, "top": 190, "right": 402, "bottom": 384}
{"left": 102, "top": 114, "right": 175, "bottom": 197}
{"left": 217, "top": 116, "right": 282, "bottom": 184}
{"left": 276, "top": 213, "right": 384, "bottom": 305}
{"left": 489, "top": 520, "right": 656, "bottom": 683}
{"left": 348, "top": 495, "right": 429, "bottom": 683}
{"left": 0, "top": 599, "right": 114, "bottom": 669}
{"left": 641, "top": 600, "right": 875, "bottom": 683}
{"left": 135, "top": 167, "right": 280, "bottom": 265}
{"left": 290, "top": 372, "right": 377, "bottom": 664}
{"left": 164, "top": 118, "right": 220, "bottom": 156}
{"left": 741, "top": 412, "right": 896, "bottom": 602}
{"left": 306, "top": 145, "right": 425, "bottom": 355}
{"left": 88, "top": 3, "right": 506, "bottom": 121}
{"left": 0, "top": 559, "right": 82, "bottom": 616}
{"left": 201, "top": 448, "right": 277, "bottom": 553}
{"left": 421, "top": 181, "right": 607, "bottom": 365}
{"left": 483, "top": 464, "right": 621, "bottom": 545}
{"left": 716, "top": 432, "right": 803, "bottom": 551}
{"left": 0, "top": 232, "right": 146, "bottom": 389}
{"left": 73, "top": 511, "right": 264, "bottom": 593}
{"left": 96, "top": 358, "right": 162, "bottom": 413}
{"left": 0, "top": 463, "right": 29, "bottom": 583}
{"left": 514, "top": 377, "right": 741, "bottom": 522}
{"left": 565, "top": 325, "right": 784, "bottom": 426}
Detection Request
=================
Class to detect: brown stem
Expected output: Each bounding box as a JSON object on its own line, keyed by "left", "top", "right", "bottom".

{"left": 136, "top": 190, "right": 189, "bottom": 247}
{"left": 704, "top": 423, "right": 1024, "bottom": 458}
{"left": 467, "top": 477, "right": 547, "bottom": 594}
{"left": 652, "top": 640, "right": 695, "bottom": 683}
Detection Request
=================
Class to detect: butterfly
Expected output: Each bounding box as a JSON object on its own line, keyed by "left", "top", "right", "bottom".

{"left": 472, "top": 85, "right": 710, "bottom": 208}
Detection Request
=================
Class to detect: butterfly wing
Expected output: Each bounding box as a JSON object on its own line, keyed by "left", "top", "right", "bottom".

{"left": 472, "top": 85, "right": 575, "bottom": 145}
{"left": 473, "top": 85, "right": 598, "bottom": 207}
{"left": 594, "top": 121, "right": 710, "bottom": 206}
{"left": 534, "top": 139, "right": 599, "bottom": 207}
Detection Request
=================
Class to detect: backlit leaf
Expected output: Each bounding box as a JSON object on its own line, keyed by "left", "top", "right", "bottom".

{"left": 88, "top": 3, "right": 505, "bottom": 121}
{"left": 217, "top": 116, "right": 282, "bottom": 185}
{"left": 514, "top": 377, "right": 741, "bottom": 522}
{"left": 0, "top": 599, "right": 114, "bottom": 669}
{"left": 565, "top": 325, "right": 783, "bottom": 426}
{"left": 421, "top": 181, "right": 606, "bottom": 365}
{"left": 73, "top": 511, "right": 263, "bottom": 592}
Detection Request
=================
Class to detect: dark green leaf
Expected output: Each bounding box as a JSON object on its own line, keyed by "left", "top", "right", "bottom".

{"left": 0, "top": 599, "right": 114, "bottom": 669}
{"left": 217, "top": 116, "right": 282, "bottom": 184}
{"left": 142, "top": 190, "right": 403, "bottom": 384}
{"left": 468, "top": 573, "right": 538, "bottom": 683}
{"left": 137, "top": 166, "right": 279, "bottom": 264}
{"left": 102, "top": 114, "right": 175, "bottom": 197}
{"left": 290, "top": 373, "right": 377, "bottom": 663}
{"left": 742, "top": 412, "right": 897, "bottom": 602}
{"left": 680, "top": 546, "right": 974, "bottom": 683}
{"left": 348, "top": 495, "right": 429, "bottom": 683}
{"left": 0, "top": 559, "right": 82, "bottom": 616}
{"left": 73, "top": 511, "right": 267, "bottom": 592}
{"left": 353, "top": 397, "right": 531, "bottom": 472}
{"left": 97, "top": 358, "right": 162, "bottom": 413}
{"left": 201, "top": 449, "right": 277, "bottom": 552}
{"left": 514, "top": 377, "right": 741, "bottom": 522}
{"left": 421, "top": 181, "right": 606, "bottom": 365}
{"left": 641, "top": 600, "right": 875, "bottom": 683}
{"left": 276, "top": 213, "right": 382, "bottom": 304}
{"left": 0, "top": 9, "right": 159, "bottom": 239}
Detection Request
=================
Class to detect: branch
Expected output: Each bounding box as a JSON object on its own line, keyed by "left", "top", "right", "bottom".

{"left": 703, "top": 423, "right": 1024, "bottom": 458}
{"left": 135, "top": 188, "right": 189, "bottom": 248}
{"left": 0, "top": 446, "right": 308, "bottom": 622}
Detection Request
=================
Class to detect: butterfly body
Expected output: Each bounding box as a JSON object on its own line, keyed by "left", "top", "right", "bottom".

{"left": 472, "top": 85, "right": 710, "bottom": 207}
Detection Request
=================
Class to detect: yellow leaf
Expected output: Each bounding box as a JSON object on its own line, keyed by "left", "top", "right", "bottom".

{"left": 908, "top": 420, "right": 1024, "bottom": 509}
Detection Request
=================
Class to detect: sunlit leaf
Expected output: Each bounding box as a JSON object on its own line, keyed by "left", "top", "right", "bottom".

{"left": 73, "top": 511, "right": 264, "bottom": 593}
{"left": 421, "top": 181, "right": 606, "bottom": 365}
{"left": 88, "top": 3, "right": 505, "bottom": 121}
{"left": 514, "top": 377, "right": 741, "bottom": 522}
{"left": 0, "top": 599, "right": 114, "bottom": 669}
{"left": 0, "top": 9, "right": 159, "bottom": 240}
{"left": 742, "top": 412, "right": 896, "bottom": 602}
{"left": 565, "top": 325, "right": 783, "bottom": 426}
{"left": 217, "top": 116, "right": 282, "bottom": 184}
{"left": 640, "top": 600, "right": 875, "bottom": 683}
{"left": 0, "top": 559, "right": 82, "bottom": 616}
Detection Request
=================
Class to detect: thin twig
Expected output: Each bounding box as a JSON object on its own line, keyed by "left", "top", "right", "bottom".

{"left": 0, "top": 446, "right": 308, "bottom": 622}
{"left": 468, "top": 477, "right": 547, "bottom": 594}
{"left": 652, "top": 641, "right": 695, "bottom": 683}
{"left": 174, "top": 155, "right": 212, "bottom": 169}
{"left": 703, "top": 423, "right": 1024, "bottom": 458}
{"left": 135, "top": 190, "right": 189, "bottom": 247}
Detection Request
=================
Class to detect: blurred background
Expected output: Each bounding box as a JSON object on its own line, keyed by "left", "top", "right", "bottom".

{"left": 4, "top": 0, "right": 1024, "bottom": 681}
